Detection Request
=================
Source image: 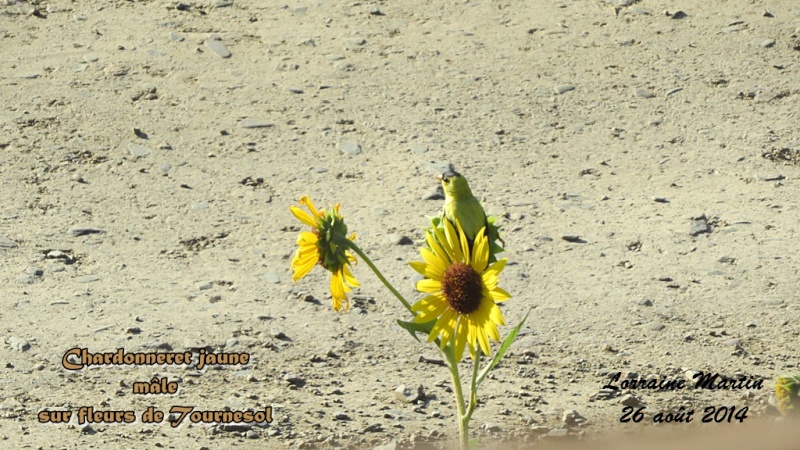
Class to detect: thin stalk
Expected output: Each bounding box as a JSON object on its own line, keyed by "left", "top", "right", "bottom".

{"left": 444, "top": 348, "right": 469, "bottom": 450}
{"left": 465, "top": 348, "right": 481, "bottom": 424}
{"left": 347, "top": 241, "right": 414, "bottom": 314}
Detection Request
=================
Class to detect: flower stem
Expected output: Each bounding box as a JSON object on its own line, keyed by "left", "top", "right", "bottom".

{"left": 346, "top": 241, "right": 414, "bottom": 314}
{"left": 444, "top": 348, "right": 470, "bottom": 450}
{"left": 465, "top": 348, "right": 480, "bottom": 424}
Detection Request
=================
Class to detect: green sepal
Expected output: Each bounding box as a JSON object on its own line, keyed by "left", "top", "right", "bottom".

{"left": 477, "top": 308, "right": 531, "bottom": 386}
{"left": 396, "top": 318, "right": 435, "bottom": 343}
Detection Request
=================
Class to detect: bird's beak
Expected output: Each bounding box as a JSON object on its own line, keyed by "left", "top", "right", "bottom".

{"left": 436, "top": 174, "right": 444, "bottom": 181}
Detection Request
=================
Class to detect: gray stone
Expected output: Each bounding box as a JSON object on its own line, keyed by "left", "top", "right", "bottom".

{"left": 47, "top": 263, "right": 66, "bottom": 273}
{"left": 424, "top": 160, "right": 454, "bottom": 174}
{"left": 9, "top": 337, "right": 31, "bottom": 352}
{"left": 646, "top": 321, "right": 666, "bottom": 331}
{"left": 205, "top": 37, "right": 232, "bottom": 58}
{"left": 263, "top": 272, "right": 280, "bottom": 284}
{"left": 562, "top": 409, "right": 587, "bottom": 428}
{"left": 724, "top": 338, "right": 741, "bottom": 347}
{"left": 620, "top": 394, "right": 643, "bottom": 407}
{"left": 346, "top": 38, "right": 367, "bottom": 46}
{"left": 69, "top": 227, "right": 106, "bottom": 237}
{"left": 238, "top": 118, "right": 272, "bottom": 129}
{"left": 555, "top": 85, "right": 575, "bottom": 95}
{"left": 411, "top": 144, "right": 428, "bottom": 154}
{"left": 17, "top": 276, "right": 36, "bottom": 284}
{"left": 169, "top": 32, "right": 185, "bottom": 42}
{"left": 338, "top": 141, "right": 362, "bottom": 155}
{"left": 751, "top": 38, "right": 776, "bottom": 48}
{"left": 387, "top": 234, "right": 413, "bottom": 245}
{"left": 283, "top": 373, "right": 305, "bottom": 385}
{"left": 394, "top": 384, "right": 424, "bottom": 403}
{"left": 197, "top": 281, "right": 213, "bottom": 290}
{"left": 635, "top": 88, "right": 656, "bottom": 98}
{"left": 546, "top": 428, "right": 569, "bottom": 438}
{"left": 128, "top": 143, "right": 151, "bottom": 158}
{"left": 688, "top": 215, "right": 709, "bottom": 236}
{"left": 481, "top": 422, "right": 503, "bottom": 432}
{"left": 76, "top": 275, "right": 100, "bottom": 283}
{"left": 0, "top": 234, "right": 18, "bottom": 248}
{"left": 422, "top": 186, "right": 444, "bottom": 200}
{"left": 26, "top": 267, "right": 43, "bottom": 276}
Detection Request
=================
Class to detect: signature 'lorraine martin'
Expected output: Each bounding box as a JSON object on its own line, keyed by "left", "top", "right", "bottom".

{"left": 603, "top": 371, "right": 764, "bottom": 391}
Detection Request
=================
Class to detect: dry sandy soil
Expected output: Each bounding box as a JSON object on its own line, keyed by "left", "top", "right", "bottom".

{"left": 2, "top": 0, "right": 800, "bottom": 448}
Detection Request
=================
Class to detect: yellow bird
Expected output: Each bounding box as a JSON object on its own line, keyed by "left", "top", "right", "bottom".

{"left": 438, "top": 170, "right": 488, "bottom": 246}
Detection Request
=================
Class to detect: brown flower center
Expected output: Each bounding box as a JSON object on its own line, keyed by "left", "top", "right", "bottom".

{"left": 441, "top": 262, "right": 483, "bottom": 314}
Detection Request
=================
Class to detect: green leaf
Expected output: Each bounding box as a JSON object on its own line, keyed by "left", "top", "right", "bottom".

{"left": 477, "top": 308, "right": 531, "bottom": 386}
{"left": 396, "top": 319, "right": 435, "bottom": 343}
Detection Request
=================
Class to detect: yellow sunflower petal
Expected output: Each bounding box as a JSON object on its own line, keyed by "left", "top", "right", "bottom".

{"left": 291, "top": 256, "right": 317, "bottom": 282}
{"left": 442, "top": 219, "right": 463, "bottom": 263}
{"left": 329, "top": 272, "right": 347, "bottom": 311}
{"left": 409, "top": 260, "right": 427, "bottom": 276}
{"left": 490, "top": 286, "right": 512, "bottom": 302}
{"left": 420, "top": 247, "right": 446, "bottom": 280}
{"left": 484, "top": 258, "right": 507, "bottom": 279}
{"left": 431, "top": 309, "right": 457, "bottom": 348}
{"left": 431, "top": 219, "right": 455, "bottom": 262}
{"left": 476, "top": 321, "right": 491, "bottom": 356}
{"left": 487, "top": 302, "right": 506, "bottom": 326}
{"left": 416, "top": 278, "right": 442, "bottom": 293}
{"left": 455, "top": 220, "right": 471, "bottom": 265}
{"left": 412, "top": 295, "right": 448, "bottom": 322}
{"left": 454, "top": 316, "right": 469, "bottom": 360}
{"left": 299, "top": 195, "right": 320, "bottom": 218}
{"left": 425, "top": 230, "right": 451, "bottom": 267}
{"left": 471, "top": 228, "right": 489, "bottom": 273}
{"left": 297, "top": 231, "right": 319, "bottom": 245}
{"left": 290, "top": 205, "right": 318, "bottom": 228}
{"left": 343, "top": 264, "right": 360, "bottom": 288}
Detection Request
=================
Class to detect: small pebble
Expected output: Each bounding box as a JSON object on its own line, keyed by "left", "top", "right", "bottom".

{"left": 76, "top": 275, "right": 100, "bottom": 283}
{"left": 70, "top": 227, "right": 106, "bottom": 237}
{"left": 338, "top": 141, "right": 362, "bottom": 155}
{"left": 0, "top": 235, "right": 18, "bottom": 248}
{"left": 394, "top": 384, "right": 424, "bottom": 403}
{"left": 128, "top": 143, "right": 151, "bottom": 158}
{"left": 263, "top": 272, "right": 280, "bottom": 284}
{"left": 238, "top": 118, "right": 272, "bottom": 129}
{"left": 751, "top": 38, "right": 776, "bottom": 48}
{"left": 205, "top": 37, "right": 232, "bottom": 58}
{"left": 554, "top": 85, "right": 575, "bottom": 95}
{"left": 9, "top": 337, "right": 31, "bottom": 352}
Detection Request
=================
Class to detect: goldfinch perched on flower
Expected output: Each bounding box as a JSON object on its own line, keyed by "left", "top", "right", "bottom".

{"left": 437, "top": 170, "right": 504, "bottom": 261}
{"left": 438, "top": 170, "right": 486, "bottom": 245}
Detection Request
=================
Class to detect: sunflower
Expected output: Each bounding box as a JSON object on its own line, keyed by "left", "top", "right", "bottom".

{"left": 290, "top": 196, "right": 359, "bottom": 312}
{"left": 775, "top": 374, "right": 800, "bottom": 416}
{"left": 410, "top": 218, "right": 510, "bottom": 360}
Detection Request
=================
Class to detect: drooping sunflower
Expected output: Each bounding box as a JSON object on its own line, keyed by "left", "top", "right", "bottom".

{"left": 290, "top": 196, "right": 359, "bottom": 312}
{"left": 775, "top": 374, "right": 800, "bottom": 416}
{"left": 410, "top": 218, "right": 511, "bottom": 360}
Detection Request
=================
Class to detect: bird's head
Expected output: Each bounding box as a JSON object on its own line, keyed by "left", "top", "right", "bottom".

{"left": 437, "top": 170, "right": 473, "bottom": 199}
